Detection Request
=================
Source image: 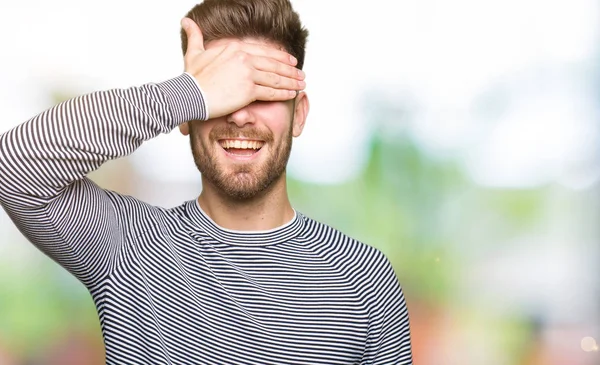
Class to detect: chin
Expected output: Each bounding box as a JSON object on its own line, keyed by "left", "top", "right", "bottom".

{"left": 193, "top": 143, "right": 289, "bottom": 201}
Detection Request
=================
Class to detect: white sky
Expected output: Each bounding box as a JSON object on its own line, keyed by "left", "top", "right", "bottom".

{"left": 0, "top": 0, "right": 598, "bottom": 187}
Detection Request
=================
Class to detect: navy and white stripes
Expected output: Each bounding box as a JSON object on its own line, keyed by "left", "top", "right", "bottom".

{"left": 0, "top": 73, "right": 413, "bottom": 364}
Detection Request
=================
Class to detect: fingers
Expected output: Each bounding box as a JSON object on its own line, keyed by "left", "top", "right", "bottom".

{"left": 250, "top": 55, "right": 306, "bottom": 92}
{"left": 252, "top": 70, "right": 305, "bottom": 92}
{"left": 227, "top": 42, "right": 298, "bottom": 67}
{"left": 181, "top": 17, "right": 205, "bottom": 54}
{"left": 251, "top": 56, "right": 305, "bottom": 81}
{"left": 254, "top": 86, "right": 298, "bottom": 102}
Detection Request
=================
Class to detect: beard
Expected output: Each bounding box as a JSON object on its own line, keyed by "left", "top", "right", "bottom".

{"left": 190, "top": 122, "right": 293, "bottom": 201}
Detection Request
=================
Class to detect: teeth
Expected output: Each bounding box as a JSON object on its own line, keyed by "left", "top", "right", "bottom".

{"left": 220, "top": 140, "right": 264, "bottom": 150}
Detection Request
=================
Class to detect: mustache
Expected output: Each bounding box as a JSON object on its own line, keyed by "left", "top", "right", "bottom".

{"left": 209, "top": 125, "right": 273, "bottom": 142}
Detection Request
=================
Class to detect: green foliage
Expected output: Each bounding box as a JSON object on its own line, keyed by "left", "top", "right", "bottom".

{"left": 289, "top": 133, "right": 463, "bottom": 303}
{"left": 290, "top": 127, "right": 548, "bottom": 305}
{"left": 0, "top": 258, "right": 100, "bottom": 357}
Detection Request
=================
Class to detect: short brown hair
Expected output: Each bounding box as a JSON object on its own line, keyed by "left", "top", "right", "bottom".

{"left": 181, "top": 0, "right": 309, "bottom": 69}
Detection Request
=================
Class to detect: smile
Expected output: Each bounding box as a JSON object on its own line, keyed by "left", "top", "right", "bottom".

{"left": 218, "top": 139, "right": 265, "bottom": 159}
{"left": 219, "top": 139, "right": 264, "bottom": 150}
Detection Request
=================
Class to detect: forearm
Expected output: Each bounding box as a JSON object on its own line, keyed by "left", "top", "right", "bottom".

{"left": 0, "top": 73, "right": 206, "bottom": 206}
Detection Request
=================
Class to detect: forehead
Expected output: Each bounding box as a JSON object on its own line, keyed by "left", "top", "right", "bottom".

{"left": 205, "top": 37, "right": 284, "bottom": 51}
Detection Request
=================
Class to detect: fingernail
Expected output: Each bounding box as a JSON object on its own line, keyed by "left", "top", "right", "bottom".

{"left": 299, "top": 80, "right": 306, "bottom": 88}
{"left": 290, "top": 55, "right": 298, "bottom": 65}
{"left": 181, "top": 18, "right": 189, "bottom": 29}
{"left": 298, "top": 69, "right": 305, "bottom": 79}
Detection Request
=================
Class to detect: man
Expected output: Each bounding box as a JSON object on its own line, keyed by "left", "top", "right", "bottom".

{"left": 0, "top": 0, "right": 413, "bottom": 363}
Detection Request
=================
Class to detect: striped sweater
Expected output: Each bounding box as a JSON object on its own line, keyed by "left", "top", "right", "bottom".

{"left": 0, "top": 73, "right": 413, "bottom": 364}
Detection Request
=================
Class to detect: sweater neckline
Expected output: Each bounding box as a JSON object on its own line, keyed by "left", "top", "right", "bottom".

{"left": 185, "top": 199, "right": 304, "bottom": 246}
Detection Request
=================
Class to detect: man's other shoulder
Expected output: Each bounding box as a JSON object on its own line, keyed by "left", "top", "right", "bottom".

{"left": 299, "top": 213, "right": 391, "bottom": 273}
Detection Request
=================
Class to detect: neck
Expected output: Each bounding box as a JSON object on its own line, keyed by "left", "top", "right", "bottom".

{"left": 197, "top": 174, "right": 295, "bottom": 231}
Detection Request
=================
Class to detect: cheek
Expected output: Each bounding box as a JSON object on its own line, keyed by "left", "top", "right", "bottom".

{"left": 253, "top": 102, "right": 293, "bottom": 128}
{"left": 270, "top": 123, "right": 290, "bottom": 138}
{"left": 257, "top": 112, "right": 293, "bottom": 137}
{"left": 190, "top": 121, "right": 215, "bottom": 146}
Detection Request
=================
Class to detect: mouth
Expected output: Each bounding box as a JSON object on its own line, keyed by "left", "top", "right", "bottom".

{"left": 218, "top": 139, "right": 265, "bottom": 158}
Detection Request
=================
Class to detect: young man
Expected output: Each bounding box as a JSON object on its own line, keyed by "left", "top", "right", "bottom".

{"left": 0, "top": 0, "right": 413, "bottom": 363}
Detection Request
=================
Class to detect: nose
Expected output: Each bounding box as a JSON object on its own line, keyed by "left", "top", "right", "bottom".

{"left": 226, "top": 107, "right": 255, "bottom": 128}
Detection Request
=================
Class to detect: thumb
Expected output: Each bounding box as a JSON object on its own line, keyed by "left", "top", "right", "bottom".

{"left": 181, "top": 17, "right": 204, "bottom": 54}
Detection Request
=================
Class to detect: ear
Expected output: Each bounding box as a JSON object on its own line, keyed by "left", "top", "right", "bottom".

{"left": 179, "top": 122, "right": 190, "bottom": 136}
{"left": 292, "top": 92, "right": 309, "bottom": 138}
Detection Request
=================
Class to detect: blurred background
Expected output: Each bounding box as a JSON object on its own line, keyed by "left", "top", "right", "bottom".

{"left": 0, "top": 0, "right": 599, "bottom": 364}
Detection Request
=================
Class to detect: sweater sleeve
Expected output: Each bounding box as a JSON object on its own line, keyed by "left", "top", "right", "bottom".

{"left": 0, "top": 73, "right": 207, "bottom": 288}
{"left": 362, "top": 251, "right": 414, "bottom": 364}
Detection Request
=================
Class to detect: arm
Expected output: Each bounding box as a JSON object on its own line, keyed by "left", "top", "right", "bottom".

{"left": 0, "top": 17, "right": 304, "bottom": 288}
{"left": 0, "top": 74, "right": 207, "bottom": 286}
{"left": 362, "top": 251, "right": 414, "bottom": 364}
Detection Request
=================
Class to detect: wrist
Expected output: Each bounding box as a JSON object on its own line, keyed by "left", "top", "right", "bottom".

{"left": 157, "top": 73, "right": 209, "bottom": 126}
